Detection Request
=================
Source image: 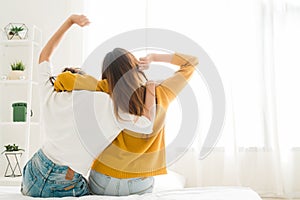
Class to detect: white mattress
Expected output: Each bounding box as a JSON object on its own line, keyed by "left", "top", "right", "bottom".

{"left": 0, "top": 186, "right": 262, "bottom": 200}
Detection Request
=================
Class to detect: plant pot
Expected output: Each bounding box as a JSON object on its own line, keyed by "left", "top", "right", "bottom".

{"left": 10, "top": 33, "right": 21, "bottom": 40}
{"left": 8, "top": 70, "right": 25, "bottom": 80}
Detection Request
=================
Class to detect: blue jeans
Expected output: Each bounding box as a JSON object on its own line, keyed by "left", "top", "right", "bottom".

{"left": 21, "top": 149, "right": 89, "bottom": 197}
{"left": 89, "top": 170, "right": 154, "bottom": 196}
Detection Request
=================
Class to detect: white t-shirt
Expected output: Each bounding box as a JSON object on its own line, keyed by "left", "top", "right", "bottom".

{"left": 38, "top": 61, "right": 152, "bottom": 176}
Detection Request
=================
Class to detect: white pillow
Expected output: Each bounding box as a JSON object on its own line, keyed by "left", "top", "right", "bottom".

{"left": 152, "top": 170, "right": 186, "bottom": 192}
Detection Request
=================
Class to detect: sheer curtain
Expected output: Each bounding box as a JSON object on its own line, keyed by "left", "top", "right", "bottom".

{"left": 83, "top": 0, "right": 300, "bottom": 198}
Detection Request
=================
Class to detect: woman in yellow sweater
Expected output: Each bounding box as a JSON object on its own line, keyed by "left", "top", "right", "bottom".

{"left": 55, "top": 48, "right": 198, "bottom": 196}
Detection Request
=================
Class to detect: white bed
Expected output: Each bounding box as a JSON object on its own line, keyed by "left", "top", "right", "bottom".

{"left": 0, "top": 186, "right": 262, "bottom": 200}
{"left": 0, "top": 171, "right": 262, "bottom": 199}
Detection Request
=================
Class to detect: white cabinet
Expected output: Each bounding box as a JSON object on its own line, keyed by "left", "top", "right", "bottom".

{"left": 0, "top": 26, "right": 42, "bottom": 185}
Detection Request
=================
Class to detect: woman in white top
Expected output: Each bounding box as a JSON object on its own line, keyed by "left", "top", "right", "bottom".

{"left": 21, "top": 14, "right": 155, "bottom": 198}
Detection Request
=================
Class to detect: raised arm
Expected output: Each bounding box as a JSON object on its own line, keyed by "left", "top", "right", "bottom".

{"left": 139, "top": 52, "right": 198, "bottom": 108}
{"left": 138, "top": 53, "right": 173, "bottom": 70}
{"left": 39, "top": 15, "right": 90, "bottom": 64}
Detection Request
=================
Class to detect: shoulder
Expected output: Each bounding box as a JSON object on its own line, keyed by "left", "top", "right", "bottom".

{"left": 93, "top": 92, "right": 111, "bottom": 103}
{"left": 39, "top": 61, "right": 51, "bottom": 71}
{"left": 38, "top": 61, "right": 53, "bottom": 79}
{"left": 155, "top": 85, "right": 175, "bottom": 108}
{"left": 39, "top": 61, "right": 51, "bottom": 67}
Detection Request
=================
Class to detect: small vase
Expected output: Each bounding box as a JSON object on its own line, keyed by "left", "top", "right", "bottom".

{"left": 8, "top": 70, "right": 25, "bottom": 80}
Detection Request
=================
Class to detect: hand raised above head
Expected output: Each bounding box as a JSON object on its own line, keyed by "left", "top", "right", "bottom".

{"left": 138, "top": 54, "right": 154, "bottom": 71}
{"left": 70, "top": 14, "right": 90, "bottom": 27}
{"left": 39, "top": 14, "right": 90, "bottom": 64}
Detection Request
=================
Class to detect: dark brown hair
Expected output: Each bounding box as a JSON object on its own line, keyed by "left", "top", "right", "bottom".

{"left": 102, "top": 48, "right": 148, "bottom": 118}
{"left": 49, "top": 67, "right": 85, "bottom": 86}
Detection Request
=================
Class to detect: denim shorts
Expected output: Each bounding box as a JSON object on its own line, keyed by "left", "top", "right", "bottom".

{"left": 89, "top": 170, "right": 154, "bottom": 196}
{"left": 21, "top": 149, "right": 89, "bottom": 197}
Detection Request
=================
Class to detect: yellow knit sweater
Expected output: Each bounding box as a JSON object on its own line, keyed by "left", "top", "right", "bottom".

{"left": 54, "top": 53, "right": 198, "bottom": 178}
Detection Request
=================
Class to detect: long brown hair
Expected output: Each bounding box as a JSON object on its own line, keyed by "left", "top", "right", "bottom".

{"left": 102, "top": 48, "right": 148, "bottom": 119}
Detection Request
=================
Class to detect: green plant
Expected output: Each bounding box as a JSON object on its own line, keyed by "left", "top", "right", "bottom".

{"left": 11, "top": 61, "right": 25, "bottom": 71}
{"left": 9, "top": 26, "right": 24, "bottom": 35}
{"left": 1, "top": 144, "right": 24, "bottom": 154}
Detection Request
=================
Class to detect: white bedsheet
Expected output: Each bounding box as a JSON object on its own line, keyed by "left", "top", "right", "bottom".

{"left": 0, "top": 186, "right": 262, "bottom": 200}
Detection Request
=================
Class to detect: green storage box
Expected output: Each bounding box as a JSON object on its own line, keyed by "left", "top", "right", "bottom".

{"left": 12, "top": 102, "right": 27, "bottom": 122}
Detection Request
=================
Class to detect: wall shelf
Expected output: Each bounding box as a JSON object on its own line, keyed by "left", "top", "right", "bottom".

{"left": 0, "top": 80, "right": 38, "bottom": 85}
{"left": 0, "top": 25, "right": 42, "bottom": 186}
{"left": 0, "top": 40, "right": 39, "bottom": 47}
{"left": 0, "top": 122, "right": 39, "bottom": 126}
{"left": 0, "top": 177, "right": 22, "bottom": 186}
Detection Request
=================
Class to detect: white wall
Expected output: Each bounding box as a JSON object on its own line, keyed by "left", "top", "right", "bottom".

{"left": 0, "top": 0, "right": 85, "bottom": 68}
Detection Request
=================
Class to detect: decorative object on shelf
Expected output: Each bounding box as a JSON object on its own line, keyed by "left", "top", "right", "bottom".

{"left": 12, "top": 102, "right": 31, "bottom": 122}
{"left": 1, "top": 144, "right": 24, "bottom": 154}
{"left": 8, "top": 60, "right": 26, "bottom": 80}
{"left": 2, "top": 144, "right": 24, "bottom": 177}
{"left": 0, "top": 75, "right": 7, "bottom": 80}
{"left": 4, "top": 23, "right": 28, "bottom": 40}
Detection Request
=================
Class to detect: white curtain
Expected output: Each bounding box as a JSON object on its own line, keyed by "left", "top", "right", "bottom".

{"left": 83, "top": 0, "right": 300, "bottom": 198}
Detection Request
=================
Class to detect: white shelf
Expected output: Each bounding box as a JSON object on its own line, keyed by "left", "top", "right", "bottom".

{"left": 0, "top": 122, "right": 27, "bottom": 126}
{"left": 0, "top": 80, "right": 38, "bottom": 85}
{"left": 0, "top": 25, "right": 41, "bottom": 186}
{"left": 0, "top": 40, "right": 39, "bottom": 47}
{"left": 0, "top": 177, "right": 22, "bottom": 186}
{"left": 0, "top": 122, "right": 39, "bottom": 126}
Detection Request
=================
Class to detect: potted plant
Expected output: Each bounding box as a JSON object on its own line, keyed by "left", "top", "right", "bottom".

{"left": 4, "top": 23, "right": 28, "bottom": 40}
{"left": 9, "top": 26, "right": 24, "bottom": 40}
{"left": 8, "top": 61, "right": 26, "bottom": 80}
{"left": 1, "top": 144, "right": 24, "bottom": 154}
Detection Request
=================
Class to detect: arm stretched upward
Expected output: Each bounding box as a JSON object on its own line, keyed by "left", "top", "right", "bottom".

{"left": 39, "top": 15, "right": 90, "bottom": 64}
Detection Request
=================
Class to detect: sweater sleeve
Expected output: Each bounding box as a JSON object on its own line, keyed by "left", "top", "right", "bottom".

{"left": 156, "top": 53, "right": 198, "bottom": 108}
{"left": 54, "top": 71, "right": 109, "bottom": 92}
